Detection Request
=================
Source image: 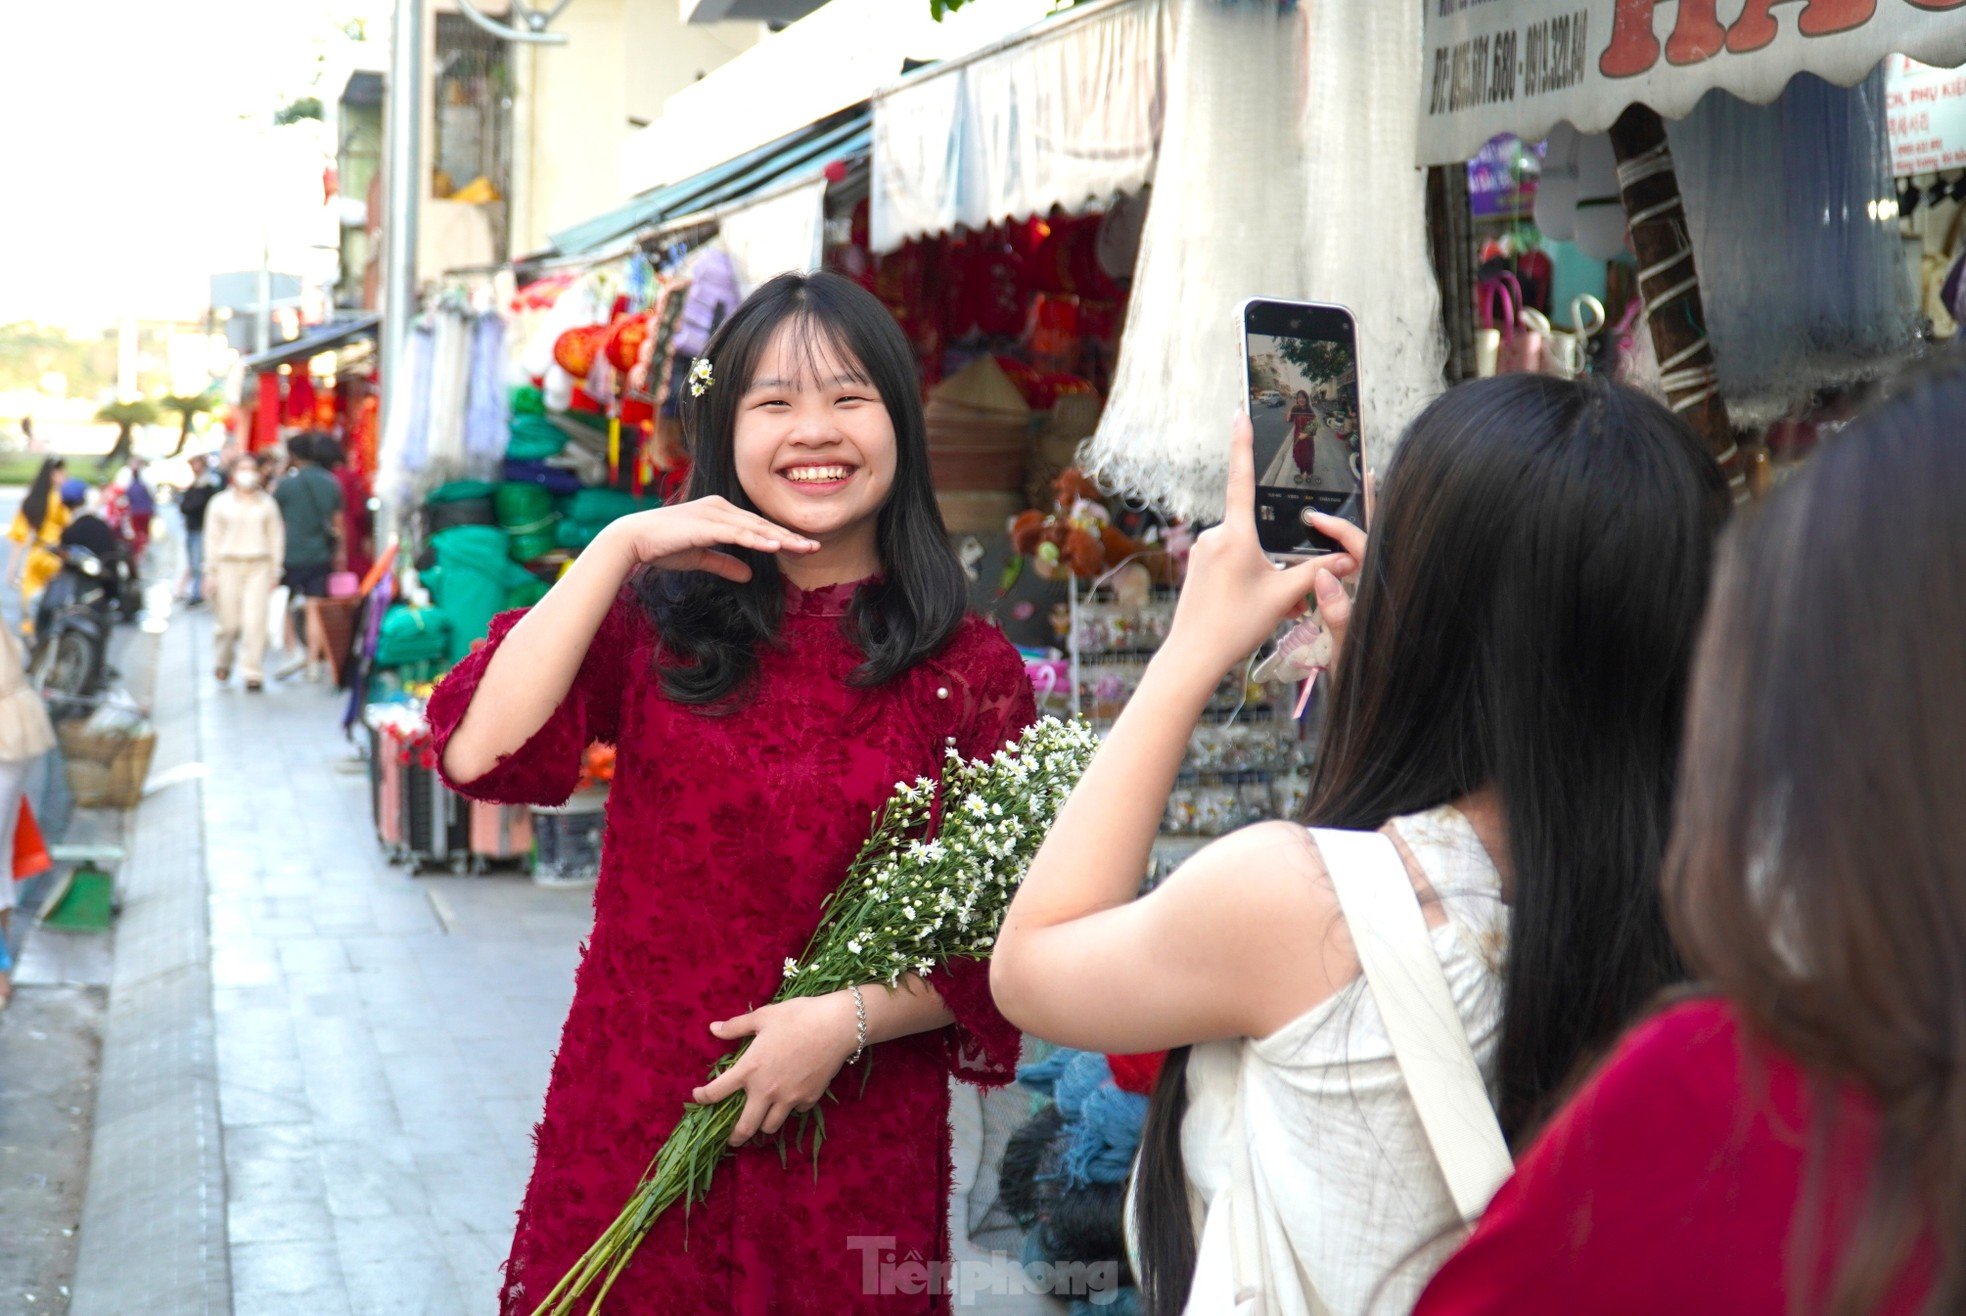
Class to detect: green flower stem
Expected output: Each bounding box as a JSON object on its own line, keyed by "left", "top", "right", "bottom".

{"left": 528, "top": 717, "right": 1097, "bottom": 1315}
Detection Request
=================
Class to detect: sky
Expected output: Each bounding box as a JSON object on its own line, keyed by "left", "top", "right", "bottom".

{"left": 0, "top": 0, "right": 390, "bottom": 331}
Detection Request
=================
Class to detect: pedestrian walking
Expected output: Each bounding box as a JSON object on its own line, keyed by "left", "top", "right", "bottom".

{"left": 272, "top": 433, "right": 342, "bottom": 679}
{"left": 7, "top": 457, "right": 70, "bottom": 624}
{"left": 990, "top": 375, "right": 1729, "bottom": 1316}
{"left": 121, "top": 459, "right": 155, "bottom": 570}
{"left": 0, "top": 618, "right": 55, "bottom": 1011}
{"left": 429, "top": 273, "right": 1033, "bottom": 1314}
{"left": 178, "top": 454, "right": 220, "bottom": 607}
{"left": 205, "top": 460, "right": 283, "bottom": 692}
{"left": 1413, "top": 361, "right": 1962, "bottom": 1316}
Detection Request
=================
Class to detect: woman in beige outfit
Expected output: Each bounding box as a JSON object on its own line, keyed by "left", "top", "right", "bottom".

{"left": 203, "top": 463, "right": 284, "bottom": 692}
{"left": 0, "top": 623, "right": 56, "bottom": 1009}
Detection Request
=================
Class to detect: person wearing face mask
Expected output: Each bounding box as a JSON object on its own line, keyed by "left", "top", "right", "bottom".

{"left": 203, "top": 458, "right": 284, "bottom": 691}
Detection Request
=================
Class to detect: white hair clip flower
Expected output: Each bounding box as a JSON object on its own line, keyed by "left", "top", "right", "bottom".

{"left": 687, "top": 356, "right": 714, "bottom": 397}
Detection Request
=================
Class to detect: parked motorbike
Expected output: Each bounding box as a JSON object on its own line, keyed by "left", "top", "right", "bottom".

{"left": 28, "top": 546, "right": 125, "bottom": 713}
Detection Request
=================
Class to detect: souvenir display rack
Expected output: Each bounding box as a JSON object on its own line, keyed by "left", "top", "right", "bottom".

{"left": 1063, "top": 570, "right": 1314, "bottom": 886}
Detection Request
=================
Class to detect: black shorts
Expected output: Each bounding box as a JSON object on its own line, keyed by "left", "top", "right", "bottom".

{"left": 284, "top": 563, "right": 333, "bottom": 599}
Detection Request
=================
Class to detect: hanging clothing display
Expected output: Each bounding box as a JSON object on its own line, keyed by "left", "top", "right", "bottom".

{"left": 1668, "top": 71, "right": 1919, "bottom": 427}
{"left": 1081, "top": 0, "right": 1443, "bottom": 520}
{"left": 425, "top": 308, "right": 473, "bottom": 480}
{"left": 464, "top": 312, "right": 511, "bottom": 472}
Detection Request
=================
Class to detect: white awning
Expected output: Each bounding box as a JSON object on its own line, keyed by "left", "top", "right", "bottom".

{"left": 871, "top": 0, "right": 1170, "bottom": 253}
{"left": 714, "top": 177, "right": 830, "bottom": 293}
{"left": 619, "top": 0, "right": 1057, "bottom": 199}
{"left": 1419, "top": 1, "right": 1966, "bottom": 165}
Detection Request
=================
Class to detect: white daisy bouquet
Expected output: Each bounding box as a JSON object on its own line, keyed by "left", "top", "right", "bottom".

{"left": 532, "top": 715, "right": 1099, "bottom": 1315}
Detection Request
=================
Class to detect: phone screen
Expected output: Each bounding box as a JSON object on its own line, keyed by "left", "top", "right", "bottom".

{"left": 1242, "top": 299, "right": 1362, "bottom": 556}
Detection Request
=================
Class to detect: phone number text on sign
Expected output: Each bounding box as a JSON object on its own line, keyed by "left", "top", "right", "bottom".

{"left": 1428, "top": 10, "right": 1591, "bottom": 117}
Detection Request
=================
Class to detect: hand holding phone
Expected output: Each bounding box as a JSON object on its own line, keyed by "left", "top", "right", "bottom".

{"left": 1240, "top": 299, "right": 1364, "bottom": 558}
{"left": 1164, "top": 414, "right": 1358, "bottom": 676}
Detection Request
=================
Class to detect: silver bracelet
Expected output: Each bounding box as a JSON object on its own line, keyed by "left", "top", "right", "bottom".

{"left": 847, "top": 985, "right": 869, "bottom": 1066}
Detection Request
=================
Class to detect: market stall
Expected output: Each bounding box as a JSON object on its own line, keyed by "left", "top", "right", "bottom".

{"left": 1418, "top": 0, "right": 1966, "bottom": 490}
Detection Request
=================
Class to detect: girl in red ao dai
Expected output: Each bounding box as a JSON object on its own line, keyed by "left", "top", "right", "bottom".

{"left": 432, "top": 273, "right": 1034, "bottom": 1314}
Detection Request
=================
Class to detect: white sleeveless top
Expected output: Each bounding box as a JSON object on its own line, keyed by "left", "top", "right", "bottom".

{"left": 1170, "top": 806, "right": 1508, "bottom": 1315}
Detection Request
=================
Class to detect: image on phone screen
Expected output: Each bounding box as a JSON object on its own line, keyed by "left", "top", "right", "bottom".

{"left": 1242, "top": 299, "right": 1361, "bottom": 556}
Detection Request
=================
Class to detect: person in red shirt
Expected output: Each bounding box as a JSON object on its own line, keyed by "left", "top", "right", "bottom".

{"left": 1416, "top": 360, "right": 1965, "bottom": 1316}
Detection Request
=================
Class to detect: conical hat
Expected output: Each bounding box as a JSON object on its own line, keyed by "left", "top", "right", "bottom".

{"left": 929, "top": 355, "right": 1029, "bottom": 416}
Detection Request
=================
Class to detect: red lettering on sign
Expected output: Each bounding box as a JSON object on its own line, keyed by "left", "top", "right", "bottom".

{"left": 1729, "top": 0, "right": 1874, "bottom": 53}
{"left": 1599, "top": 0, "right": 1961, "bottom": 80}
{"left": 1601, "top": 0, "right": 1725, "bottom": 77}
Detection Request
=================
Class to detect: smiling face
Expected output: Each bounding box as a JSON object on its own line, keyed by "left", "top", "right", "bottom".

{"left": 731, "top": 319, "right": 897, "bottom": 552}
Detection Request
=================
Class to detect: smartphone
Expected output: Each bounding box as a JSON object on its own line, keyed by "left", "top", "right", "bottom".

{"left": 1240, "top": 298, "right": 1364, "bottom": 558}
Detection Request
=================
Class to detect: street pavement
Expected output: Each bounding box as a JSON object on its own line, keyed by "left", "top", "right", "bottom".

{"left": 190, "top": 606, "right": 590, "bottom": 1314}
{"left": 64, "top": 577, "right": 1045, "bottom": 1314}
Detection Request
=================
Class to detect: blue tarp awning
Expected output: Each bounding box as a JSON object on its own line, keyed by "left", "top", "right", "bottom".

{"left": 547, "top": 108, "right": 871, "bottom": 258}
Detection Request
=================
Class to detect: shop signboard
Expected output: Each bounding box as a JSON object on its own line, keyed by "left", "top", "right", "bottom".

{"left": 1420, "top": 0, "right": 1966, "bottom": 166}
{"left": 1886, "top": 53, "right": 1966, "bottom": 176}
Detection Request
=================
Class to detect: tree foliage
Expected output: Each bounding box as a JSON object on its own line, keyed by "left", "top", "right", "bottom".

{"left": 0, "top": 323, "right": 117, "bottom": 398}
{"left": 274, "top": 96, "right": 324, "bottom": 126}
{"left": 159, "top": 393, "right": 217, "bottom": 458}
{"left": 94, "top": 399, "right": 159, "bottom": 470}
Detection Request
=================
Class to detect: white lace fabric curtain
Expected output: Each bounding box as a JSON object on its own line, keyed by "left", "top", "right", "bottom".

{"left": 1081, "top": 0, "right": 1443, "bottom": 522}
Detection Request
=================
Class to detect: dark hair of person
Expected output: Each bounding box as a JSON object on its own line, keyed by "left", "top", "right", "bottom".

{"left": 290, "top": 432, "right": 326, "bottom": 465}
{"left": 305, "top": 432, "right": 345, "bottom": 469}
{"left": 1134, "top": 374, "right": 1730, "bottom": 1316}
{"left": 635, "top": 271, "right": 966, "bottom": 706}
{"left": 1665, "top": 360, "right": 1966, "bottom": 1316}
{"left": 22, "top": 456, "right": 66, "bottom": 530}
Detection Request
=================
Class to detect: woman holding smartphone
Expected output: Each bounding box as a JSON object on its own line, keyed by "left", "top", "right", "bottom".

{"left": 1415, "top": 362, "right": 1963, "bottom": 1315}
{"left": 991, "top": 374, "right": 1728, "bottom": 1314}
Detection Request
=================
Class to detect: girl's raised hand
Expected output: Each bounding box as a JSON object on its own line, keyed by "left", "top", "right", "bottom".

{"left": 598, "top": 496, "right": 820, "bottom": 583}
{"left": 1163, "top": 413, "right": 1357, "bottom": 677}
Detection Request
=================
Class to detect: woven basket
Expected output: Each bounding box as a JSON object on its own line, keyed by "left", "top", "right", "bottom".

{"left": 936, "top": 491, "right": 1026, "bottom": 536}
{"left": 59, "top": 720, "right": 157, "bottom": 811}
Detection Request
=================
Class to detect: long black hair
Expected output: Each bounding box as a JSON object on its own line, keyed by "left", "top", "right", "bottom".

{"left": 22, "top": 456, "right": 65, "bottom": 531}
{"left": 1134, "top": 374, "right": 1730, "bottom": 1316}
{"left": 637, "top": 271, "right": 967, "bottom": 705}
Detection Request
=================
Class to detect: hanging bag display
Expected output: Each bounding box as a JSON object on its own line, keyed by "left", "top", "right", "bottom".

{"left": 1473, "top": 274, "right": 1518, "bottom": 379}
{"left": 1521, "top": 294, "right": 1607, "bottom": 381}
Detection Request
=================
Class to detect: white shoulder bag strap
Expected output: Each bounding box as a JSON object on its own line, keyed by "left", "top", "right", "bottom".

{"left": 1309, "top": 827, "right": 1513, "bottom": 1221}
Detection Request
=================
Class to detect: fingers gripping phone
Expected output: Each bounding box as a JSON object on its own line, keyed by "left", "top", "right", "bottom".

{"left": 1240, "top": 299, "right": 1364, "bottom": 558}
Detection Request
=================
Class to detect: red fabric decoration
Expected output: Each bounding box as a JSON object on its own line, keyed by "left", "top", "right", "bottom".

{"left": 251, "top": 373, "right": 281, "bottom": 453}
{"left": 283, "top": 370, "right": 318, "bottom": 425}
{"left": 1106, "top": 1051, "right": 1166, "bottom": 1097}
{"left": 427, "top": 580, "right": 1037, "bottom": 1313}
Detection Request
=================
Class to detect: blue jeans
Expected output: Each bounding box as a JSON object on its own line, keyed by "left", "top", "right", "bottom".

{"left": 185, "top": 529, "right": 205, "bottom": 602}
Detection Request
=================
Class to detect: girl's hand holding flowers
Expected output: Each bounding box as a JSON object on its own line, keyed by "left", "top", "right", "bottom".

{"left": 694, "top": 994, "right": 859, "bottom": 1145}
